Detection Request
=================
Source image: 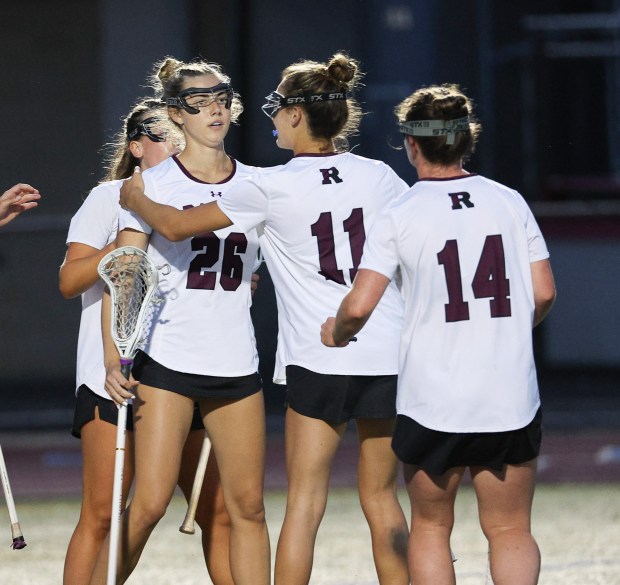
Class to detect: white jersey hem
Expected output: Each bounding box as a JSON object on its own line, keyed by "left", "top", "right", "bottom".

{"left": 397, "top": 400, "right": 541, "bottom": 434}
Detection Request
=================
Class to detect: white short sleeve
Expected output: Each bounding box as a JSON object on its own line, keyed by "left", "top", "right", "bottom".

{"left": 525, "top": 206, "right": 549, "bottom": 262}
{"left": 66, "top": 182, "right": 121, "bottom": 249}
{"left": 359, "top": 207, "right": 400, "bottom": 281}
{"left": 215, "top": 175, "right": 269, "bottom": 233}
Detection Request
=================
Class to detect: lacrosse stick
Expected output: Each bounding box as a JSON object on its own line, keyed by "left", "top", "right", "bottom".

{"left": 0, "top": 444, "right": 26, "bottom": 549}
{"left": 98, "top": 245, "right": 158, "bottom": 585}
{"left": 179, "top": 433, "right": 212, "bottom": 534}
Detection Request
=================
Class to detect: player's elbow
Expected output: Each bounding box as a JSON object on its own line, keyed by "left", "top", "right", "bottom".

{"left": 58, "top": 272, "right": 79, "bottom": 299}
{"left": 536, "top": 280, "right": 556, "bottom": 312}
{"left": 59, "top": 283, "right": 79, "bottom": 299}
{"left": 340, "top": 297, "right": 374, "bottom": 325}
{"left": 533, "top": 286, "right": 556, "bottom": 326}
{"left": 157, "top": 223, "right": 187, "bottom": 242}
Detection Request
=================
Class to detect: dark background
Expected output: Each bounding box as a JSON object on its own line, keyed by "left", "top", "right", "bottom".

{"left": 0, "top": 0, "right": 618, "bottom": 430}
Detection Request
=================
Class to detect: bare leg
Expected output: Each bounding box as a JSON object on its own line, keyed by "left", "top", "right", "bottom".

{"left": 471, "top": 460, "right": 540, "bottom": 585}
{"left": 356, "top": 418, "right": 409, "bottom": 585}
{"left": 178, "top": 429, "right": 233, "bottom": 585}
{"left": 201, "top": 392, "right": 270, "bottom": 585}
{"left": 64, "top": 409, "right": 134, "bottom": 585}
{"left": 274, "top": 408, "right": 346, "bottom": 585}
{"left": 88, "top": 386, "right": 194, "bottom": 585}
{"left": 404, "top": 465, "right": 464, "bottom": 585}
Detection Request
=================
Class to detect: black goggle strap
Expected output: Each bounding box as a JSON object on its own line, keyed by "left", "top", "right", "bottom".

{"left": 166, "top": 83, "right": 234, "bottom": 114}
{"left": 127, "top": 116, "right": 167, "bottom": 142}
{"left": 261, "top": 90, "right": 350, "bottom": 118}
{"left": 398, "top": 116, "right": 470, "bottom": 145}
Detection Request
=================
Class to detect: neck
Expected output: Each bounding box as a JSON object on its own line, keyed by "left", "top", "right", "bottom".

{"left": 415, "top": 160, "right": 467, "bottom": 180}
{"left": 177, "top": 143, "right": 233, "bottom": 182}
{"left": 292, "top": 137, "right": 336, "bottom": 156}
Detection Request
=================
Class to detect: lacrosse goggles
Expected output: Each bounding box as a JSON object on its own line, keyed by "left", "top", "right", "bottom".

{"left": 166, "top": 83, "right": 234, "bottom": 114}
{"left": 261, "top": 90, "right": 349, "bottom": 119}
{"left": 127, "top": 116, "right": 168, "bottom": 143}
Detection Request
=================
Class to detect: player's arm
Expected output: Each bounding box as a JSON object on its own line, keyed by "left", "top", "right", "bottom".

{"left": 59, "top": 241, "right": 117, "bottom": 299}
{"left": 321, "top": 269, "right": 391, "bottom": 347}
{"left": 0, "top": 183, "right": 41, "bottom": 227}
{"left": 120, "top": 168, "right": 232, "bottom": 241}
{"left": 531, "top": 258, "right": 556, "bottom": 327}
{"left": 101, "top": 228, "right": 147, "bottom": 403}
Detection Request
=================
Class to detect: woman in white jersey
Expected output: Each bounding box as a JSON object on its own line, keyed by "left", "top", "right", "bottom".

{"left": 0, "top": 183, "right": 41, "bottom": 227}
{"left": 59, "top": 98, "right": 235, "bottom": 585}
{"left": 321, "top": 84, "right": 557, "bottom": 585}
{"left": 89, "top": 59, "right": 270, "bottom": 585}
{"left": 120, "top": 52, "right": 410, "bottom": 585}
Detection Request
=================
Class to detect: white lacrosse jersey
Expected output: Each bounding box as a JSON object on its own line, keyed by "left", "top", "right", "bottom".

{"left": 216, "top": 152, "right": 408, "bottom": 383}
{"left": 66, "top": 180, "right": 121, "bottom": 399}
{"left": 120, "top": 156, "right": 259, "bottom": 376}
{"left": 360, "top": 174, "right": 550, "bottom": 432}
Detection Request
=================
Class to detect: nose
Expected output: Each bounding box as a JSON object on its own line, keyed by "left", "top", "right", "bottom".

{"left": 209, "top": 98, "right": 223, "bottom": 114}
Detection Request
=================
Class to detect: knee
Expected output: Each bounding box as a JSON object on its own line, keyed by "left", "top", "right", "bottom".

{"left": 359, "top": 484, "right": 405, "bottom": 527}
{"left": 79, "top": 501, "right": 113, "bottom": 541}
{"left": 228, "top": 490, "right": 266, "bottom": 526}
{"left": 482, "top": 523, "right": 533, "bottom": 543}
{"left": 131, "top": 498, "right": 168, "bottom": 530}
{"left": 359, "top": 481, "right": 397, "bottom": 510}
{"left": 195, "top": 497, "right": 231, "bottom": 532}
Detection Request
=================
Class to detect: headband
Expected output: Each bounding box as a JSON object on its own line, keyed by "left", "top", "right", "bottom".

{"left": 398, "top": 116, "right": 470, "bottom": 145}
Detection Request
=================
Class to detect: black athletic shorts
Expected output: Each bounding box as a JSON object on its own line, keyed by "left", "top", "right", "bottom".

{"left": 285, "top": 365, "right": 397, "bottom": 425}
{"left": 392, "top": 407, "right": 543, "bottom": 475}
{"left": 71, "top": 384, "right": 205, "bottom": 438}
{"left": 71, "top": 385, "right": 134, "bottom": 438}
{"left": 132, "top": 350, "right": 262, "bottom": 400}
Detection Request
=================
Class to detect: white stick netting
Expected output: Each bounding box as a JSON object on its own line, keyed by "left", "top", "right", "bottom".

{"left": 98, "top": 247, "right": 158, "bottom": 353}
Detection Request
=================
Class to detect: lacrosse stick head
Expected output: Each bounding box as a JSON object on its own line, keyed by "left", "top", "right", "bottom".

{"left": 97, "top": 245, "right": 158, "bottom": 360}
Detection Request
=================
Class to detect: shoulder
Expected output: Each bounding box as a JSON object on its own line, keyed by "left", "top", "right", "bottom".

{"left": 142, "top": 157, "right": 174, "bottom": 181}
{"left": 231, "top": 159, "right": 260, "bottom": 177}
{"left": 472, "top": 174, "right": 522, "bottom": 198}
{"left": 88, "top": 179, "right": 122, "bottom": 198}
{"left": 76, "top": 180, "right": 122, "bottom": 212}
{"left": 340, "top": 151, "right": 394, "bottom": 171}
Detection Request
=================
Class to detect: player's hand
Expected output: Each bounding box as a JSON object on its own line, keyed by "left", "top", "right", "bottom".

{"left": 321, "top": 317, "right": 350, "bottom": 348}
{"left": 120, "top": 167, "right": 145, "bottom": 211}
{"left": 104, "top": 361, "right": 138, "bottom": 405}
{"left": 251, "top": 272, "right": 260, "bottom": 296}
{"left": 0, "top": 183, "right": 41, "bottom": 227}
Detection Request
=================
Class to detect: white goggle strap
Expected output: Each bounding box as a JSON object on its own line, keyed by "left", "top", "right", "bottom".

{"left": 398, "top": 116, "right": 470, "bottom": 145}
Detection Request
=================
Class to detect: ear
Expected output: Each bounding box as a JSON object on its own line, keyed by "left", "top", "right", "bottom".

{"left": 168, "top": 106, "right": 183, "bottom": 126}
{"left": 405, "top": 135, "right": 418, "bottom": 155}
{"left": 128, "top": 140, "right": 142, "bottom": 159}
{"left": 289, "top": 106, "right": 303, "bottom": 129}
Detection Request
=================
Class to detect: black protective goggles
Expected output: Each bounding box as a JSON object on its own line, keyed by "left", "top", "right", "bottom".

{"left": 261, "top": 90, "right": 349, "bottom": 119}
{"left": 166, "top": 83, "right": 234, "bottom": 115}
{"left": 127, "top": 116, "right": 167, "bottom": 142}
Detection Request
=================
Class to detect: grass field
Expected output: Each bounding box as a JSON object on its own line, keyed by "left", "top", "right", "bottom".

{"left": 0, "top": 484, "right": 618, "bottom": 584}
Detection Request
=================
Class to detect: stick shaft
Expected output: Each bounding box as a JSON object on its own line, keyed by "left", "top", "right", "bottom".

{"left": 0, "top": 445, "right": 19, "bottom": 525}
{"left": 179, "top": 433, "right": 211, "bottom": 535}
{"left": 107, "top": 402, "right": 128, "bottom": 585}
{"left": 0, "top": 444, "right": 26, "bottom": 549}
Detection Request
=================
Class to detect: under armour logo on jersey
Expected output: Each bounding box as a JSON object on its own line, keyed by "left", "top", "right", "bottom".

{"left": 448, "top": 192, "right": 474, "bottom": 210}
{"left": 210, "top": 191, "right": 223, "bottom": 198}
{"left": 320, "top": 167, "right": 343, "bottom": 185}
